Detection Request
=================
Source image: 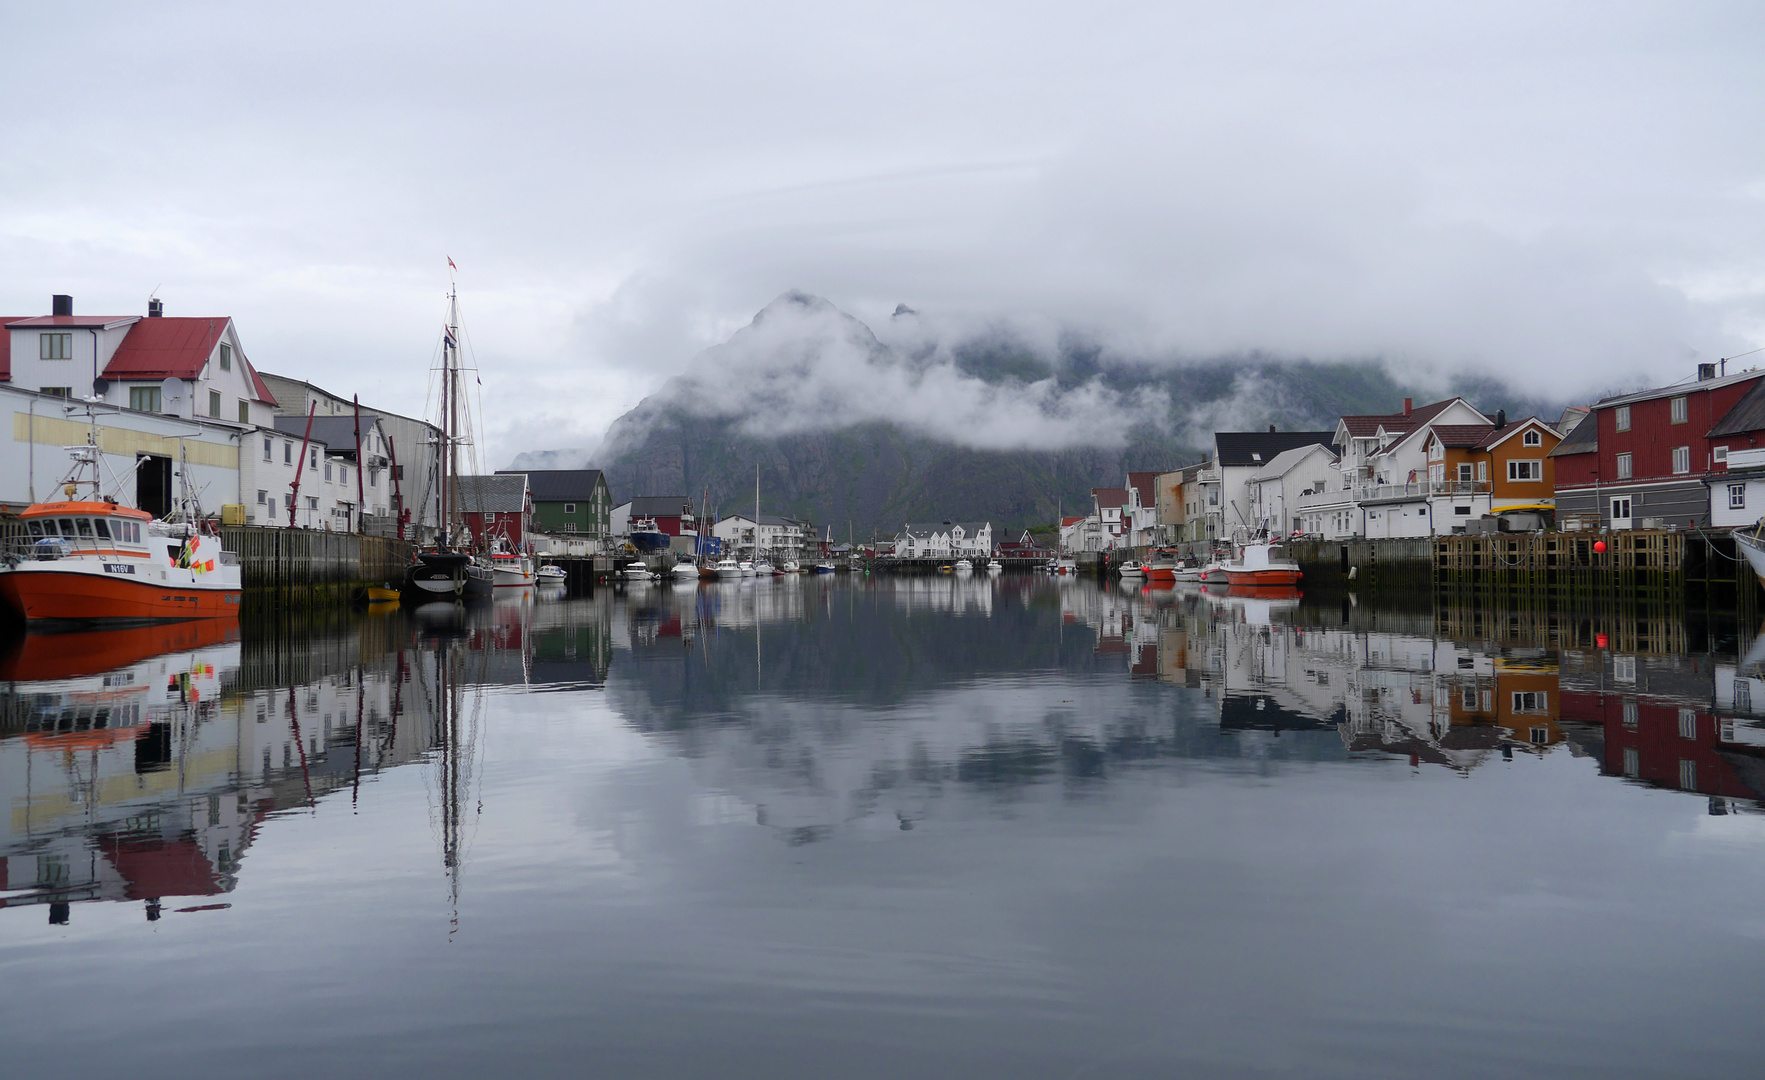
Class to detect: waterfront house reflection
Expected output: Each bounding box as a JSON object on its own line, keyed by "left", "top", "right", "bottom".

{"left": 1, "top": 620, "right": 435, "bottom": 922}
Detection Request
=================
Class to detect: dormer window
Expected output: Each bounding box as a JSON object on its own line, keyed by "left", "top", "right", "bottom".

{"left": 1523, "top": 429, "right": 1541, "bottom": 446}
{"left": 40, "top": 332, "right": 72, "bottom": 360}
{"left": 219, "top": 343, "right": 232, "bottom": 371}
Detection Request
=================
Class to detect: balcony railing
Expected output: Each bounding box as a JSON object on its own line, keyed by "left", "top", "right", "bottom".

{"left": 1357, "top": 480, "right": 1490, "bottom": 503}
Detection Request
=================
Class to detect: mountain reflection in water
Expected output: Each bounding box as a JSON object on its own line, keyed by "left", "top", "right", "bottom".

{"left": 3, "top": 577, "right": 1764, "bottom": 1079}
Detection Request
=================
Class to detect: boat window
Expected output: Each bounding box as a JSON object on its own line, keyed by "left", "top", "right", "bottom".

{"left": 27, "top": 520, "right": 43, "bottom": 536}
{"left": 75, "top": 518, "right": 95, "bottom": 538}
{"left": 93, "top": 519, "right": 112, "bottom": 540}
{"left": 59, "top": 518, "right": 78, "bottom": 537}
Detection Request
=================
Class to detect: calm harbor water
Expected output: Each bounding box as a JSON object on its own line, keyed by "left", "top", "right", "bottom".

{"left": 3, "top": 575, "right": 1764, "bottom": 1078}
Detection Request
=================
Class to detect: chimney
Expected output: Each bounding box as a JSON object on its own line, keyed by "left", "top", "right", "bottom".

{"left": 1268, "top": 424, "right": 1277, "bottom": 433}
{"left": 147, "top": 298, "right": 164, "bottom": 318}
{"left": 1403, "top": 397, "right": 1413, "bottom": 416}
{"left": 1496, "top": 409, "right": 1507, "bottom": 427}
{"left": 51, "top": 294, "right": 72, "bottom": 317}
{"left": 1698, "top": 362, "right": 1717, "bottom": 381}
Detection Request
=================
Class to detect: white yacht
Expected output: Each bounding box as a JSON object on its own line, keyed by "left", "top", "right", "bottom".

{"left": 670, "top": 559, "right": 699, "bottom": 578}
{"left": 953, "top": 559, "right": 974, "bottom": 573}
{"left": 713, "top": 557, "right": 741, "bottom": 579}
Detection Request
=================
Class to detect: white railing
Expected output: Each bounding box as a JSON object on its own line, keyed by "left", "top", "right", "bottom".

{"left": 1358, "top": 480, "right": 1490, "bottom": 502}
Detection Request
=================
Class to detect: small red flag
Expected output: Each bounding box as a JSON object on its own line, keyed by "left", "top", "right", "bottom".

{"left": 447, "top": 256, "right": 457, "bottom": 269}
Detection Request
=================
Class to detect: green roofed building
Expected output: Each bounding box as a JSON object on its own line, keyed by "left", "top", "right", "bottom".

{"left": 497, "top": 468, "right": 612, "bottom": 540}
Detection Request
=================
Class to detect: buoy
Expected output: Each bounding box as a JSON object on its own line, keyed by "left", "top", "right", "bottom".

{"left": 1593, "top": 540, "right": 1606, "bottom": 554}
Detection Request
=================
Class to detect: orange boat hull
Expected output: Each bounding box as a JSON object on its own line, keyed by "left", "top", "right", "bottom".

{"left": 0, "top": 569, "right": 241, "bottom": 623}
{"left": 1223, "top": 568, "right": 1302, "bottom": 586}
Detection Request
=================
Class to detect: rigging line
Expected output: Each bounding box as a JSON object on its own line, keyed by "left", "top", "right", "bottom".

{"left": 1721, "top": 344, "right": 1765, "bottom": 364}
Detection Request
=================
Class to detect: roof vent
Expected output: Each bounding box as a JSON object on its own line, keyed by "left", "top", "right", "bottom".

{"left": 1698, "top": 362, "right": 1717, "bottom": 381}
{"left": 51, "top": 294, "right": 72, "bottom": 317}
{"left": 147, "top": 298, "right": 164, "bottom": 318}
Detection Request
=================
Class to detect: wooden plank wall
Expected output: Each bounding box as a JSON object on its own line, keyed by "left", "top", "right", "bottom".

{"left": 219, "top": 526, "right": 413, "bottom": 591}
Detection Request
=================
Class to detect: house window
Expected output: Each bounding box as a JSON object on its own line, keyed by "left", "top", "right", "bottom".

{"left": 208, "top": 390, "right": 222, "bottom": 418}
{"left": 40, "top": 332, "right": 72, "bottom": 359}
{"left": 1670, "top": 396, "right": 1686, "bottom": 424}
{"left": 1615, "top": 656, "right": 1636, "bottom": 683}
{"left": 40, "top": 386, "right": 71, "bottom": 398}
{"left": 1730, "top": 484, "right": 1746, "bottom": 510}
{"left": 130, "top": 386, "right": 162, "bottom": 412}
{"left": 285, "top": 441, "right": 293, "bottom": 464}
{"left": 1611, "top": 496, "right": 1631, "bottom": 522}
{"left": 1679, "top": 759, "right": 1697, "bottom": 790}
{"left": 238, "top": 400, "right": 250, "bottom": 424}
{"left": 1508, "top": 460, "right": 1542, "bottom": 481}
{"left": 1477, "top": 461, "right": 1487, "bottom": 483}
{"left": 1678, "top": 708, "right": 1697, "bottom": 740}
{"left": 339, "top": 466, "right": 348, "bottom": 486}
{"left": 307, "top": 497, "right": 318, "bottom": 510}
{"left": 1454, "top": 505, "right": 1471, "bottom": 515}
{"left": 1737, "top": 680, "right": 1753, "bottom": 713}
{"left": 1715, "top": 445, "right": 1729, "bottom": 464}
{"left": 257, "top": 489, "right": 267, "bottom": 505}
{"left": 1615, "top": 405, "right": 1631, "bottom": 432}
{"left": 564, "top": 503, "right": 576, "bottom": 514}
{"left": 1672, "top": 446, "right": 1690, "bottom": 474}
{"left": 563, "top": 523, "right": 577, "bottom": 533}
{"left": 1513, "top": 691, "right": 1548, "bottom": 712}
{"left": 324, "top": 463, "right": 332, "bottom": 482}
{"left": 310, "top": 447, "right": 318, "bottom": 468}
{"left": 263, "top": 437, "right": 272, "bottom": 461}
{"left": 1530, "top": 728, "right": 1550, "bottom": 745}
{"left": 1623, "top": 747, "right": 1640, "bottom": 777}
{"left": 1462, "top": 687, "right": 1478, "bottom": 710}
{"left": 1523, "top": 429, "right": 1542, "bottom": 446}
{"left": 219, "top": 343, "right": 232, "bottom": 371}
{"left": 1457, "top": 463, "right": 1473, "bottom": 483}
{"left": 1615, "top": 453, "right": 1633, "bottom": 480}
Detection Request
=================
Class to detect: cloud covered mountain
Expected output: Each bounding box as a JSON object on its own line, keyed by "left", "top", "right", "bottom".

{"left": 513, "top": 293, "right": 1562, "bottom": 535}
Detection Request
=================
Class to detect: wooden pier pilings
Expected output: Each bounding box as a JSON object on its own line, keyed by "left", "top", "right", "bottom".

{"left": 220, "top": 526, "right": 414, "bottom": 606}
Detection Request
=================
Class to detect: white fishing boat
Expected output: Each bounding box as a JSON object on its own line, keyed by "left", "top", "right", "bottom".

{"left": 713, "top": 557, "right": 741, "bottom": 579}
{"left": 622, "top": 563, "right": 654, "bottom": 580}
{"left": 1117, "top": 560, "right": 1146, "bottom": 577}
{"left": 536, "top": 564, "right": 567, "bottom": 582}
{"left": 953, "top": 558, "right": 974, "bottom": 573}
{"left": 487, "top": 547, "right": 535, "bottom": 588}
{"left": 0, "top": 446, "right": 241, "bottom": 624}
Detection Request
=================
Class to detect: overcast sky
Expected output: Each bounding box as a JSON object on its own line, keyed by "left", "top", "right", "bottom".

{"left": 3, "top": 1, "right": 1762, "bottom": 465}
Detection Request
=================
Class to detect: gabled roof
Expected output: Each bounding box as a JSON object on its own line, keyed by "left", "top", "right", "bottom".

{"left": 100, "top": 317, "right": 279, "bottom": 405}
{"left": 1061, "top": 516, "right": 1086, "bottom": 527}
{"left": 1707, "top": 377, "right": 1765, "bottom": 438}
{"left": 1548, "top": 412, "right": 1599, "bottom": 458}
{"left": 1427, "top": 424, "right": 1499, "bottom": 449}
{"left": 1214, "top": 431, "right": 1334, "bottom": 467}
{"left": 453, "top": 474, "right": 528, "bottom": 514}
{"left": 0, "top": 316, "right": 25, "bottom": 380}
{"left": 1251, "top": 443, "right": 1337, "bottom": 481}
{"left": 1093, "top": 487, "right": 1130, "bottom": 509}
{"left": 1337, "top": 398, "right": 1461, "bottom": 439}
{"left": 624, "top": 495, "right": 693, "bottom": 518}
{"left": 499, "top": 468, "right": 605, "bottom": 502}
{"left": 1126, "top": 471, "right": 1159, "bottom": 504}
{"left": 1476, "top": 417, "right": 1561, "bottom": 451}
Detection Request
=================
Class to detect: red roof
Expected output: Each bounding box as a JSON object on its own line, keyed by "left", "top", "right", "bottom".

{"left": 1340, "top": 398, "right": 1463, "bottom": 438}
{"left": 1429, "top": 423, "right": 1499, "bottom": 448}
{"left": 10, "top": 314, "right": 138, "bottom": 328}
{"left": 98, "top": 833, "right": 220, "bottom": 900}
{"left": 1061, "top": 516, "right": 1086, "bottom": 527}
{"left": 0, "top": 317, "right": 26, "bottom": 381}
{"left": 1093, "top": 487, "right": 1130, "bottom": 509}
{"left": 1126, "top": 471, "right": 1159, "bottom": 503}
{"left": 103, "top": 317, "right": 276, "bottom": 404}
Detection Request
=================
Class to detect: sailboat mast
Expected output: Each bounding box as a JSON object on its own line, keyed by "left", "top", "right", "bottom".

{"left": 447, "top": 284, "right": 462, "bottom": 545}
{"left": 755, "top": 463, "right": 760, "bottom": 561}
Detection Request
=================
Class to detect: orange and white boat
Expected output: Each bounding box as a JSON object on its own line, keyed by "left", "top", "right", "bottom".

{"left": 1220, "top": 541, "right": 1303, "bottom": 587}
{"left": 0, "top": 448, "right": 240, "bottom": 624}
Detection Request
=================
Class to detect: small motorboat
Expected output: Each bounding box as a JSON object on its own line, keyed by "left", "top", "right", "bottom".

{"left": 1054, "top": 558, "right": 1077, "bottom": 575}
{"left": 1171, "top": 561, "right": 1202, "bottom": 582}
{"left": 738, "top": 560, "right": 756, "bottom": 577}
{"left": 671, "top": 559, "right": 699, "bottom": 578}
{"left": 814, "top": 562, "right": 836, "bottom": 574}
{"left": 782, "top": 561, "right": 800, "bottom": 573}
{"left": 622, "top": 563, "right": 655, "bottom": 581}
{"left": 987, "top": 559, "right": 1003, "bottom": 573}
{"left": 937, "top": 564, "right": 955, "bottom": 574}
{"left": 1117, "top": 560, "right": 1146, "bottom": 577}
{"left": 953, "top": 559, "right": 974, "bottom": 573}
{"left": 754, "top": 560, "right": 775, "bottom": 576}
{"left": 712, "top": 558, "right": 741, "bottom": 579}
{"left": 536, "top": 564, "right": 567, "bottom": 582}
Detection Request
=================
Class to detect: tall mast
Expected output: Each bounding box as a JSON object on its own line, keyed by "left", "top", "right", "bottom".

{"left": 755, "top": 463, "right": 760, "bottom": 560}
{"left": 447, "top": 282, "right": 462, "bottom": 545}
